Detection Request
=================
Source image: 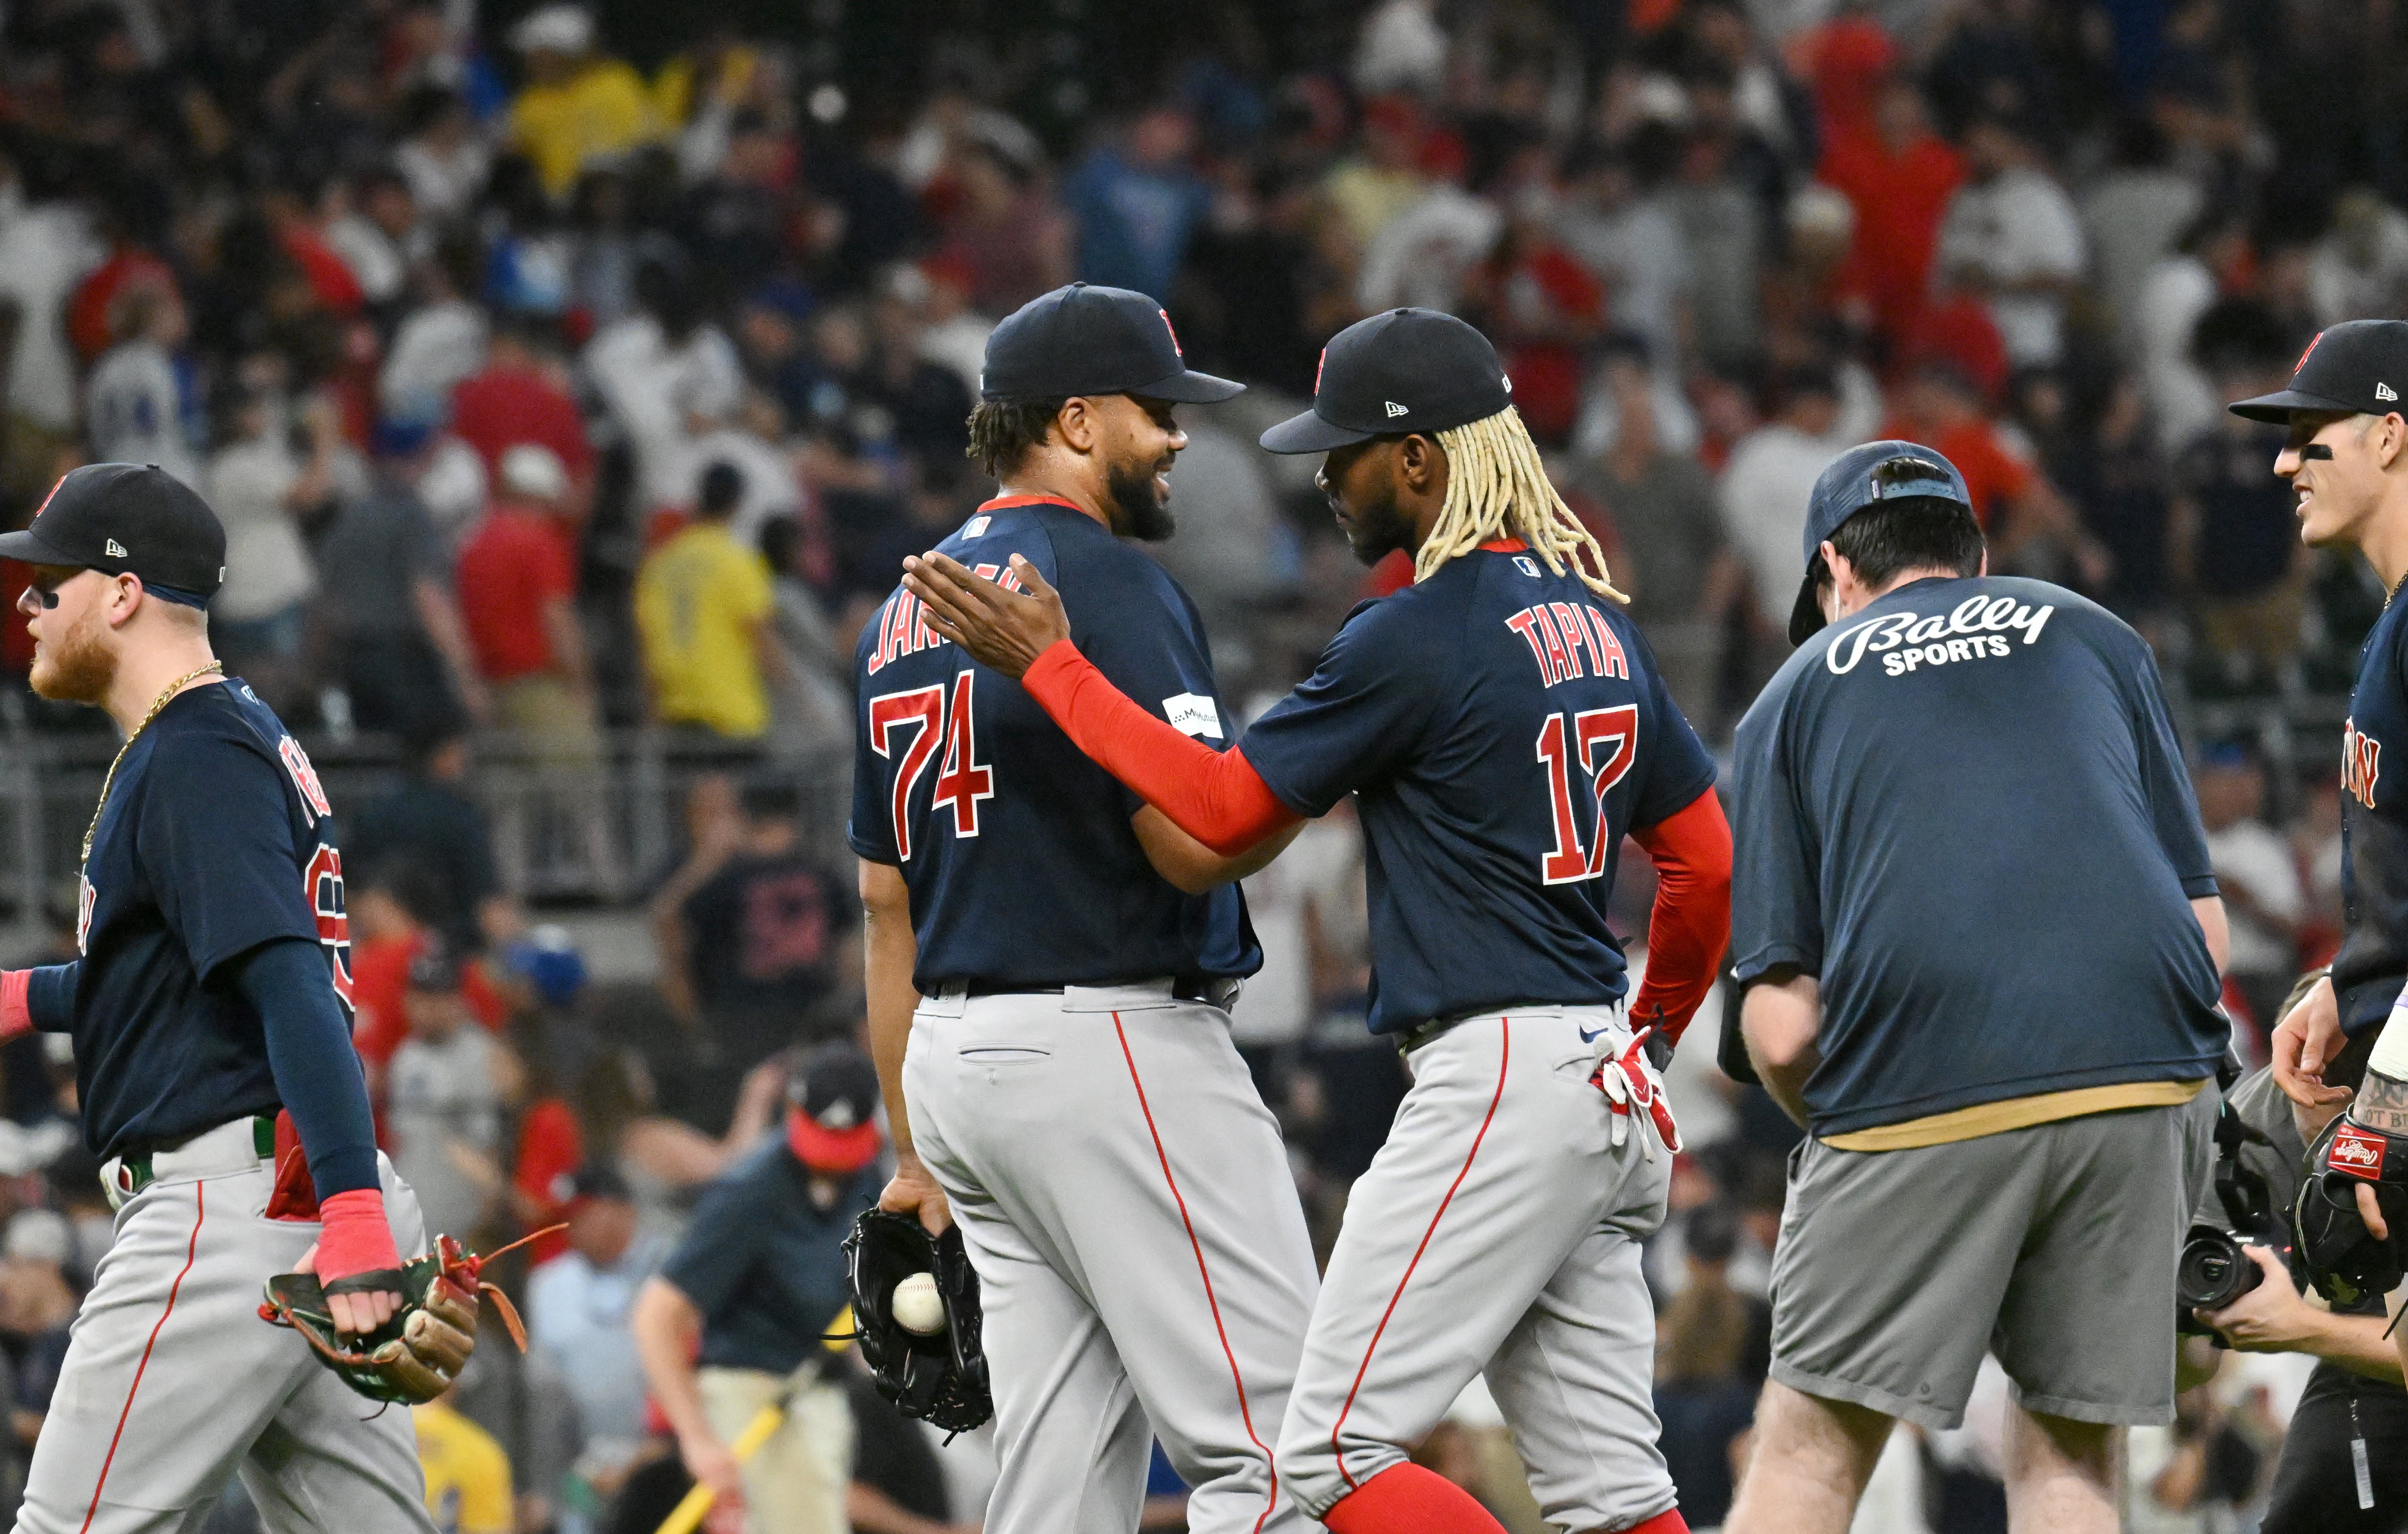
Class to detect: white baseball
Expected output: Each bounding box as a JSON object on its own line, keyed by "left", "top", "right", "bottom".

{"left": 891, "top": 1271, "right": 946, "bottom": 1335}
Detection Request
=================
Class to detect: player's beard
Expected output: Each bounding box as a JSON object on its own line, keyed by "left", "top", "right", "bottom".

{"left": 1338, "top": 481, "right": 1416, "bottom": 566}
{"left": 1107, "top": 455, "right": 1177, "bottom": 543}
{"left": 28, "top": 605, "right": 117, "bottom": 704}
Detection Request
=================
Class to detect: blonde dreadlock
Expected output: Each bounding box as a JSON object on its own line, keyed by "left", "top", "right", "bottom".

{"left": 1414, "top": 406, "right": 1628, "bottom": 603}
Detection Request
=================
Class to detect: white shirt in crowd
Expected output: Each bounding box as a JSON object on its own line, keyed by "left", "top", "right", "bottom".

{"left": 1935, "top": 165, "right": 2086, "bottom": 368}
{"left": 2203, "top": 817, "right": 2305, "bottom": 978}
{"left": 380, "top": 297, "right": 489, "bottom": 423}
{"left": 0, "top": 198, "right": 100, "bottom": 434}
{"left": 1718, "top": 420, "right": 1851, "bottom": 623}
{"left": 206, "top": 435, "right": 318, "bottom": 621}
{"left": 84, "top": 339, "right": 201, "bottom": 488}
{"left": 385, "top": 1026, "right": 502, "bottom": 1244}
{"left": 584, "top": 313, "right": 746, "bottom": 510}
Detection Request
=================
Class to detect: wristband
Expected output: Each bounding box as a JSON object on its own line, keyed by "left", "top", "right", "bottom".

{"left": 0, "top": 971, "right": 28, "bottom": 1041}
{"left": 315, "top": 1188, "right": 402, "bottom": 1287}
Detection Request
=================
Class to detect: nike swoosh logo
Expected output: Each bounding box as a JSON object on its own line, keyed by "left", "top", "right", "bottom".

{"left": 1578, "top": 1024, "right": 1614, "bottom": 1043}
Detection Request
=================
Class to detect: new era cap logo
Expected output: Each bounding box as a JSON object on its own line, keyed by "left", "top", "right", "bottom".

{"left": 1384, "top": 401, "right": 1408, "bottom": 417}
{"left": 2382, "top": 382, "right": 2400, "bottom": 402}
{"left": 105, "top": 539, "right": 126, "bottom": 557}
{"left": 2332, "top": 1123, "right": 2388, "bottom": 1180}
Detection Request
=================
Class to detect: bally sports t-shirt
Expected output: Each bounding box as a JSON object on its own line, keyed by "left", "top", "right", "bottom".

{"left": 1730, "top": 576, "right": 2225, "bottom": 1146}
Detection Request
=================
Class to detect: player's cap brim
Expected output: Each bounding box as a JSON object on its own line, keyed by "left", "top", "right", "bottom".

{"left": 1132, "top": 366, "right": 1245, "bottom": 405}
{"left": 1789, "top": 573, "right": 1827, "bottom": 648}
{"left": 790, "top": 1116, "right": 882, "bottom": 1175}
{"left": 2229, "top": 387, "right": 2363, "bottom": 423}
{"left": 0, "top": 527, "right": 87, "bottom": 569}
{"left": 1260, "top": 408, "right": 1377, "bottom": 454}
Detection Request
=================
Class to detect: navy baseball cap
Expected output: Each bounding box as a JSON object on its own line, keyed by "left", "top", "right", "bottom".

{"left": 979, "top": 283, "right": 1241, "bottom": 404}
{"left": 786, "top": 1039, "right": 883, "bottom": 1174}
{"left": 0, "top": 464, "right": 226, "bottom": 604}
{"left": 2230, "top": 319, "right": 2408, "bottom": 422}
{"left": 1789, "top": 441, "right": 1973, "bottom": 645}
{"left": 1263, "top": 309, "right": 1513, "bottom": 454}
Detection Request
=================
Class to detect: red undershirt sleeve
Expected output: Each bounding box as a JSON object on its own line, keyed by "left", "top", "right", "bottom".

{"left": 1627, "top": 787, "right": 1734, "bottom": 1048}
{"left": 1020, "top": 640, "right": 1303, "bottom": 856}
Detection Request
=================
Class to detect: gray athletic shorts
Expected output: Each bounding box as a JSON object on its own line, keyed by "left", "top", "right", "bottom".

{"left": 1767, "top": 1087, "right": 2216, "bottom": 1431}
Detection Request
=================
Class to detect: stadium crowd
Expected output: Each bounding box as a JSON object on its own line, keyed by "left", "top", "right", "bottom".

{"left": 0, "top": 0, "right": 2400, "bottom": 1528}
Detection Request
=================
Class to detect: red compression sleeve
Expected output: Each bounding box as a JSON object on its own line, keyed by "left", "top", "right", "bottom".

{"left": 314, "top": 1188, "right": 403, "bottom": 1286}
{"left": 1021, "top": 640, "right": 1302, "bottom": 856}
{"left": 0, "top": 971, "right": 28, "bottom": 1042}
{"left": 1627, "top": 788, "right": 1734, "bottom": 1048}
{"left": 1321, "top": 1465, "right": 1510, "bottom": 1534}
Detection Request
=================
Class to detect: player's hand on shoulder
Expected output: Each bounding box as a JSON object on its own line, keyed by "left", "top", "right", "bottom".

{"left": 879, "top": 1157, "right": 954, "bottom": 1237}
{"left": 903, "top": 551, "right": 1068, "bottom": 680}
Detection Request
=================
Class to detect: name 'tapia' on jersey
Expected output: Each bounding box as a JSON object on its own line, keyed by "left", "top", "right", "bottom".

{"left": 2335, "top": 592, "right": 2408, "bottom": 1034}
{"left": 71, "top": 679, "right": 352, "bottom": 1159}
{"left": 848, "top": 497, "right": 1260, "bottom": 991}
{"left": 1237, "top": 541, "right": 1717, "bottom": 1034}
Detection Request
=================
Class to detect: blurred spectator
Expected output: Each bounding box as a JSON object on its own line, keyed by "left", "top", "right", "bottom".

{"left": 395, "top": 87, "right": 491, "bottom": 224}
{"left": 653, "top": 776, "right": 858, "bottom": 1082}
{"left": 1064, "top": 109, "right": 1211, "bottom": 301}
{"left": 315, "top": 418, "right": 483, "bottom": 737}
{"left": 415, "top": 1382, "right": 516, "bottom": 1534}
{"left": 380, "top": 227, "right": 490, "bottom": 426}
{"left": 1884, "top": 361, "right": 2101, "bottom": 584}
{"left": 2085, "top": 118, "right": 2204, "bottom": 358}
{"left": 630, "top": 1041, "right": 886, "bottom": 1532}
{"left": 2136, "top": 206, "right": 2254, "bottom": 453}
{"left": 207, "top": 387, "right": 350, "bottom": 707}
{"left": 2309, "top": 187, "right": 2408, "bottom": 328}
{"left": 2171, "top": 376, "right": 2304, "bottom": 693}
{"left": 1933, "top": 115, "right": 2086, "bottom": 370}
{"left": 2052, "top": 376, "right": 2176, "bottom": 636}
{"left": 569, "top": 1042, "right": 788, "bottom": 1248}
{"left": 1719, "top": 365, "right": 1848, "bottom": 636}
{"left": 0, "top": 156, "right": 99, "bottom": 516}
{"left": 636, "top": 461, "right": 782, "bottom": 756}
{"left": 346, "top": 724, "right": 508, "bottom": 953}
{"left": 82, "top": 279, "right": 201, "bottom": 488}
{"left": 449, "top": 318, "right": 595, "bottom": 503}
{"left": 2194, "top": 745, "right": 2306, "bottom": 1036}
{"left": 526, "top": 1165, "right": 661, "bottom": 1475}
{"left": 931, "top": 142, "right": 1071, "bottom": 321}
{"left": 386, "top": 943, "right": 512, "bottom": 1241}
{"left": 347, "top": 864, "right": 509, "bottom": 1102}
{"left": 1354, "top": 0, "right": 1450, "bottom": 97}
{"left": 586, "top": 254, "right": 744, "bottom": 516}
{"left": 1653, "top": 1203, "right": 1768, "bottom": 1529}
{"left": 0, "top": 1209, "right": 74, "bottom": 1455}
{"left": 506, "top": 6, "right": 660, "bottom": 201}
{"left": 1816, "top": 74, "right": 1962, "bottom": 353}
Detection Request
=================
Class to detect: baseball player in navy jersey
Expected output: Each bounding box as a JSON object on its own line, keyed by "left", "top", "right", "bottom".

{"left": 905, "top": 308, "right": 1732, "bottom": 1534}
{"left": 852, "top": 284, "right": 1320, "bottom": 1534}
{"left": 0, "top": 465, "right": 444, "bottom": 1534}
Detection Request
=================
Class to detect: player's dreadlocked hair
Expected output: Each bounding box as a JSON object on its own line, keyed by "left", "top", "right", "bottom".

{"left": 967, "top": 397, "right": 1067, "bottom": 478}
{"left": 1413, "top": 405, "right": 1627, "bottom": 602}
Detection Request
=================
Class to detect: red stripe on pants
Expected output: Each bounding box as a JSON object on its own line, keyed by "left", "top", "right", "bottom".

{"left": 1113, "top": 1012, "right": 1280, "bottom": 1534}
{"left": 1329, "top": 1019, "right": 1512, "bottom": 1493}
{"left": 80, "top": 1181, "right": 206, "bottom": 1534}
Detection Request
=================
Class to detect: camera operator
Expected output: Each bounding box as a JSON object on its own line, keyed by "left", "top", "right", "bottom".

{"left": 2182, "top": 974, "right": 2408, "bottom": 1531}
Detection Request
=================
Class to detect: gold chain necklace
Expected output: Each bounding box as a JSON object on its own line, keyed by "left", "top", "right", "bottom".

{"left": 81, "top": 662, "right": 224, "bottom": 866}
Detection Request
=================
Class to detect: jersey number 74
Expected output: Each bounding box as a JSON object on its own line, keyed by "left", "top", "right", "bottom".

{"left": 868, "top": 673, "right": 995, "bottom": 861}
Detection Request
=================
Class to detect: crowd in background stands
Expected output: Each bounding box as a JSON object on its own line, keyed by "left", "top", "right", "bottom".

{"left": 0, "top": 0, "right": 2399, "bottom": 1528}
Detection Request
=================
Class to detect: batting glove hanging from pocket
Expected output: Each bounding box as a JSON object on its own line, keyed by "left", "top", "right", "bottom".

{"left": 1593, "top": 1025, "right": 1682, "bottom": 1160}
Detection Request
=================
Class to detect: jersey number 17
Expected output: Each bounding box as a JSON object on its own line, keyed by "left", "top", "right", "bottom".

{"left": 869, "top": 673, "right": 995, "bottom": 861}
{"left": 1537, "top": 705, "right": 1637, "bottom": 884}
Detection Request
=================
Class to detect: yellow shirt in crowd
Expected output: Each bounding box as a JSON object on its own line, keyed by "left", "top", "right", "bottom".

{"left": 414, "top": 1400, "right": 514, "bottom": 1534}
{"left": 635, "top": 520, "right": 775, "bottom": 740}
{"left": 509, "top": 59, "right": 660, "bottom": 198}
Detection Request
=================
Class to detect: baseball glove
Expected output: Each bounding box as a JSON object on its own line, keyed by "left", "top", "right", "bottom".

{"left": 259, "top": 1233, "right": 533, "bottom": 1405}
{"left": 844, "top": 1208, "right": 991, "bottom": 1435}
{"left": 2295, "top": 1113, "right": 2408, "bottom": 1308}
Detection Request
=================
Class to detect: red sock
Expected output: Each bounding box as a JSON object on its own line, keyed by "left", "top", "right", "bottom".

{"left": 1624, "top": 1510, "right": 1690, "bottom": 1534}
{"left": 1321, "top": 1464, "right": 1509, "bottom": 1534}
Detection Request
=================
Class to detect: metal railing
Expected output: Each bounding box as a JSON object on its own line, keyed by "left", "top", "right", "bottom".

{"left": 0, "top": 727, "right": 855, "bottom": 917}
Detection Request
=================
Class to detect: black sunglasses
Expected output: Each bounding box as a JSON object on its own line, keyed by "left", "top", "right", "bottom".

{"left": 21, "top": 568, "right": 84, "bottom": 610}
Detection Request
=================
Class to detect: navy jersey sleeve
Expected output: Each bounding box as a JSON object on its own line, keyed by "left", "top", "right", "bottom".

{"left": 136, "top": 731, "right": 318, "bottom": 982}
{"left": 1056, "top": 534, "right": 1234, "bottom": 815}
{"left": 2121, "top": 630, "right": 2219, "bottom": 899}
{"left": 1238, "top": 598, "right": 1443, "bottom": 818}
{"left": 848, "top": 644, "right": 901, "bottom": 866}
{"left": 1729, "top": 680, "right": 1823, "bottom": 982}
{"left": 1625, "top": 627, "right": 1719, "bottom": 829}
{"left": 661, "top": 1159, "right": 773, "bottom": 1316}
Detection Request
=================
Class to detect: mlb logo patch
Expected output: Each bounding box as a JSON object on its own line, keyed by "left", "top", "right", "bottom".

{"left": 963, "top": 515, "right": 991, "bottom": 539}
{"left": 2332, "top": 1123, "right": 2388, "bottom": 1181}
{"left": 1513, "top": 556, "right": 1541, "bottom": 578}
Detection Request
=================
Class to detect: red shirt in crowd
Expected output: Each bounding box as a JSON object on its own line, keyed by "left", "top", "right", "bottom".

{"left": 451, "top": 364, "right": 595, "bottom": 488}
{"left": 513, "top": 1099, "right": 584, "bottom": 1267}
{"left": 456, "top": 504, "right": 576, "bottom": 682}
{"left": 1819, "top": 121, "right": 1963, "bottom": 354}
{"left": 67, "top": 249, "right": 177, "bottom": 362}
{"left": 350, "top": 931, "right": 510, "bottom": 1072}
